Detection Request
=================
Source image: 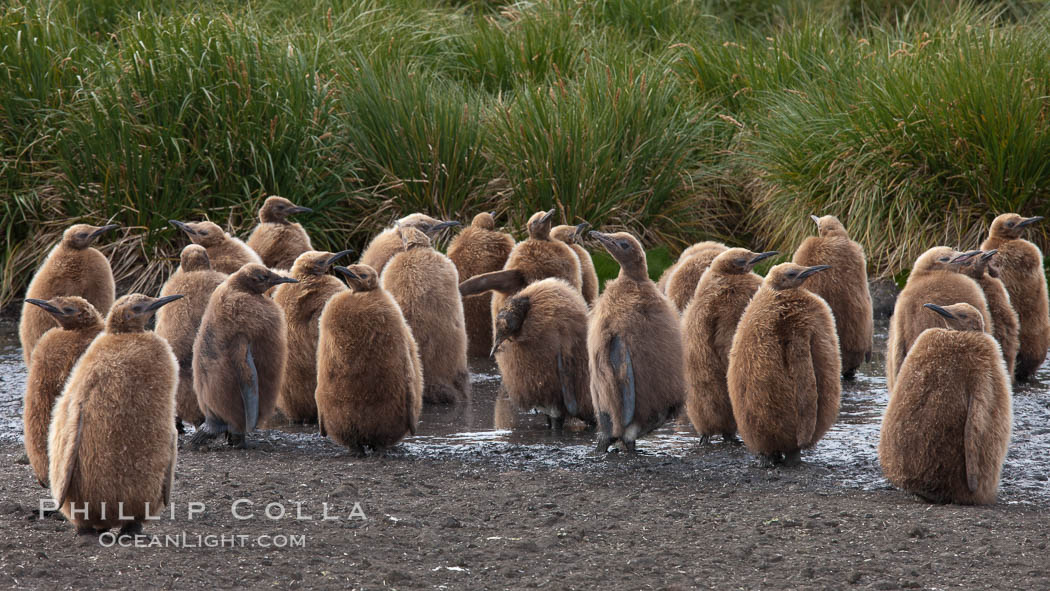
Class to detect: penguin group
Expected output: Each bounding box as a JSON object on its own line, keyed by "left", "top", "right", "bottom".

{"left": 16, "top": 205, "right": 1045, "bottom": 540}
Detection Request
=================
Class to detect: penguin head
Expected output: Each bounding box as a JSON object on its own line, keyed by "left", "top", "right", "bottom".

{"left": 170, "top": 220, "right": 224, "bottom": 247}
{"left": 711, "top": 248, "right": 778, "bottom": 275}
{"left": 551, "top": 222, "right": 590, "bottom": 245}
{"left": 990, "top": 213, "right": 1043, "bottom": 240}
{"left": 954, "top": 249, "right": 997, "bottom": 280}
{"left": 398, "top": 213, "right": 460, "bottom": 238}
{"left": 589, "top": 230, "right": 647, "bottom": 280}
{"left": 105, "top": 293, "right": 183, "bottom": 333}
{"left": 765, "top": 262, "right": 831, "bottom": 290}
{"left": 491, "top": 295, "right": 531, "bottom": 357}
{"left": 259, "top": 196, "right": 312, "bottom": 223}
{"left": 397, "top": 226, "right": 431, "bottom": 251}
{"left": 334, "top": 264, "right": 379, "bottom": 292}
{"left": 810, "top": 215, "right": 848, "bottom": 238}
{"left": 526, "top": 209, "right": 557, "bottom": 240}
{"left": 291, "top": 249, "right": 355, "bottom": 278}
{"left": 472, "top": 212, "right": 496, "bottom": 230}
{"left": 62, "top": 224, "right": 118, "bottom": 250}
{"left": 24, "top": 296, "right": 103, "bottom": 330}
{"left": 179, "top": 245, "right": 212, "bottom": 272}
{"left": 912, "top": 246, "right": 972, "bottom": 275}
{"left": 231, "top": 264, "right": 299, "bottom": 294}
{"left": 923, "top": 302, "right": 985, "bottom": 333}
{"left": 984, "top": 251, "right": 1003, "bottom": 278}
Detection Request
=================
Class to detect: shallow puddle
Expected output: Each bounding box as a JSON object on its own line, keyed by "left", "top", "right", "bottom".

{"left": 2, "top": 318, "right": 1048, "bottom": 504}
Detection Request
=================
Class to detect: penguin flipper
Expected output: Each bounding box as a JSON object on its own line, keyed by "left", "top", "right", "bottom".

{"left": 162, "top": 431, "right": 176, "bottom": 506}
{"left": 55, "top": 398, "right": 86, "bottom": 510}
{"left": 459, "top": 270, "right": 526, "bottom": 297}
{"left": 795, "top": 339, "right": 819, "bottom": 448}
{"left": 557, "top": 351, "right": 579, "bottom": 418}
{"left": 240, "top": 343, "right": 260, "bottom": 433}
{"left": 318, "top": 407, "right": 327, "bottom": 437}
{"left": 962, "top": 377, "right": 992, "bottom": 494}
{"left": 609, "top": 335, "right": 635, "bottom": 428}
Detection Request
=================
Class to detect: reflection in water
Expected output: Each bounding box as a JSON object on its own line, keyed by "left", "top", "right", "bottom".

{"left": 1, "top": 318, "right": 1047, "bottom": 503}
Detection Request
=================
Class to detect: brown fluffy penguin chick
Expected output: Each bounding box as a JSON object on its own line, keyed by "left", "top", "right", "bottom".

{"left": 792, "top": 215, "right": 873, "bottom": 379}
{"left": 886, "top": 248, "right": 992, "bottom": 393}
{"left": 169, "top": 219, "right": 262, "bottom": 274}
{"left": 682, "top": 249, "right": 777, "bottom": 443}
{"left": 22, "top": 297, "right": 103, "bottom": 488}
{"left": 272, "top": 249, "right": 355, "bottom": 423}
{"left": 447, "top": 212, "right": 516, "bottom": 358}
{"left": 958, "top": 250, "right": 1020, "bottom": 381}
{"left": 359, "top": 213, "right": 461, "bottom": 274}
{"left": 381, "top": 227, "right": 470, "bottom": 404}
{"left": 981, "top": 213, "right": 1049, "bottom": 381}
{"left": 48, "top": 293, "right": 181, "bottom": 537}
{"left": 19, "top": 223, "right": 117, "bottom": 367}
{"left": 879, "top": 303, "right": 1012, "bottom": 504}
{"left": 316, "top": 265, "right": 423, "bottom": 453}
{"left": 587, "top": 231, "right": 685, "bottom": 453}
{"left": 657, "top": 241, "right": 726, "bottom": 294}
{"left": 727, "top": 263, "right": 841, "bottom": 467}
{"left": 155, "top": 245, "right": 228, "bottom": 430}
{"left": 190, "top": 264, "right": 298, "bottom": 448}
{"left": 491, "top": 278, "right": 594, "bottom": 429}
{"left": 664, "top": 242, "right": 729, "bottom": 313}
{"left": 246, "top": 196, "right": 314, "bottom": 270}
{"left": 551, "top": 223, "right": 599, "bottom": 306}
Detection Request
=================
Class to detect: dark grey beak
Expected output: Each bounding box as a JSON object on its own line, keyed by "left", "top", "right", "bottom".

{"left": 748, "top": 251, "right": 779, "bottom": 265}
{"left": 574, "top": 221, "right": 591, "bottom": 241}
{"left": 25, "top": 298, "right": 62, "bottom": 316}
{"left": 325, "top": 249, "right": 355, "bottom": 267}
{"left": 89, "top": 224, "right": 119, "bottom": 239}
{"left": 588, "top": 230, "right": 614, "bottom": 250}
{"left": 489, "top": 337, "right": 506, "bottom": 359}
{"left": 169, "top": 220, "right": 195, "bottom": 235}
{"left": 798, "top": 265, "right": 831, "bottom": 279}
{"left": 287, "top": 206, "right": 313, "bottom": 215}
{"left": 810, "top": 215, "right": 821, "bottom": 225}
{"left": 923, "top": 303, "right": 955, "bottom": 319}
{"left": 272, "top": 276, "right": 299, "bottom": 285}
{"left": 980, "top": 249, "right": 998, "bottom": 262}
{"left": 539, "top": 209, "right": 556, "bottom": 224}
{"left": 334, "top": 266, "right": 359, "bottom": 281}
{"left": 427, "top": 220, "right": 462, "bottom": 236}
{"left": 950, "top": 250, "right": 983, "bottom": 264}
{"left": 1017, "top": 216, "right": 1044, "bottom": 228}
{"left": 146, "top": 294, "right": 184, "bottom": 312}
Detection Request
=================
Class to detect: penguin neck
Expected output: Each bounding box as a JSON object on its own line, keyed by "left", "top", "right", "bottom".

{"left": 106, "top": 318, "right": 148, "bottom": 334}
{"left": 618, "top": 264, "right": 648, "bottom": 283}
{"left": 260, "top": 212, "right": 289, "bottom": 224}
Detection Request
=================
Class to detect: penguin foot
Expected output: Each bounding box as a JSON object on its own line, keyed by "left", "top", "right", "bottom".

{"left": 550, "top": 415, "right": 566, "bottom": 431}
{"left": 723, "top": 434, "right": 742, "bottom": 446}
{"left": 781, "top": 449, "right": 802, "bottom": 467}
{"left": 593, "top": 435, "right": 612, "bottom": 455}
{"left": 75, "top": 526, "right": 100, "bottom": 545}
{"left": 842, "top": 369, "right": 857, "bottom": 382}
{"left": 188, "top": 418, "right": 226, "bottom": 450}
{"left": 622, "top": 438, "right": 637, "bottom": 454}
{"left": 225, "top": 432, "right": 258, "bottom": 449}
{"left": 757, "top": 453, "right": 780, "bottom": 468}
{"left": 175, "top": 417, "right": 185, "bottom": 435}
{"left": 698, "top": 434, "right": 711, "bottom": 445}
{"left": 118, "top": 521, "right": 143, "bottom": 540}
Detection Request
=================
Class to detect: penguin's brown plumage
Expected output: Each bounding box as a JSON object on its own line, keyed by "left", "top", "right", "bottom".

{"left": 657, "top": 241, "right": 725, "bottom": 294}
{"left": 191, "top": 264, "right": 297, "bottom": 447}
{"left": 879, "top": 302, "right": 1012, "bottom": 504}
{"left": 381, "top": 227, "right": 470, "bottom": 404}
{"left": 682, "top": 249, "right": 777, "bottom": 442}
{"left": 19, "top": 223, "right": 117, "bottom": 367}
{"left": 587, "top": 231, "right": 684, "bottom": 453}
{"left": 447, "top": 212, "right": 516, "bottom": 358}
{"left": 792, "top": 215, "right": 873, "bottom": 378}
{"left": 155, "top": 245, "right": 228, "bottom": 429}
{"left": 664, "top": 241, "right": 729, "bottom": 313}
{"left": 551, "top": 223, "right": 599, "bottom": 306}
{"left": 981, "top": 213, "right": 1049, "bottom": 381}
{"left": 22, "top": 297, "right": 103, "bottom": 488}
{"left": 170, "top": 219, "right": 262, "bottom": 274}
{"left": 246, "top": 196, "right": 314, "bottom": 270}
{"left": 272, "top": 249, "right": 354, "bottom": 423}
{"left": 48, "top": 293, "right": 180, "bottom": 535}
{"left": 316, "top": 265, "right": 423, "bottom": 452}
{"left": 491, "top": 278, "right": 594, "bottom": 428}
{"left": 887, "top": 248, "right": 992, "bottom": 393}
{"left": 727, "top": 263, "right": 841, "bottom": 465}
{"left": 959, "top": 250, "right": 1020, "bottom": 381}
{"left": 359, "top": 213, "right": 461, "bottom": 274}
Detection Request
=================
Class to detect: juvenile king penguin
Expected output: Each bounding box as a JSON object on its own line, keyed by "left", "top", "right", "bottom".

{"left": 587, "top": 231, "right": 685, "bottom": 453}
{"left": 551, "top": 223, "right": 599, "bottom": 306}
{"left": 727, "top": 263, "right": 841, "bottom": 466}
{"left": 246, "top": 196, "right": 314, "bottom": 270}
{"left": 887, "top": 248, "right": 991, "bottom": 392}
{"left": 20, "top": 223, "right": 117, "bottom": 366}
{"left": 359, "top": 213, "right": 461, "bottom": 274}
{"left": 664, "top": 241, "right": 729, "bottom": 313}
{"left": 169, "top": 219, "right": 262, "bottom": 274}
{"left": 447, "top": 212, "right": 516, "bottom": 358}
{"left": 190, "top": 264, "right": 298, "bottom": 448}
{"left": 981, "top": 213, "right": 1049, "bottom": 381}
{"left": 491, "top": 278, "right": 594, "bottom": 428}
{"left": 48, "top": 293, "right": 181, "bottom": 537}
{"left": 879, "top": 303, "right": 1012, "bottom": 504}
{"left": 155, "top": 245, "right": 228, "bottom": 431}
{"left": 316, "top": 265, "right": 423, "bottom": 453}
{"left": 22, "top": 297, "right": 103, "bottom": 488}
{"left": 682, "top": 249, "right": 777, "bottom": 443}
{"left": 657, "top": 241, "right": 726, "bottom": 294}
{"left": 959, "top": 250, "right": 1020, "bottom": 381}
{"left": 382, "top": 227, "right": 470, "bottom": 404}
{"left": 272, "top": 249, "right": 355, "bottom": 423}
{"left": 792, "top": 215, "right": 873, "bottom": 379}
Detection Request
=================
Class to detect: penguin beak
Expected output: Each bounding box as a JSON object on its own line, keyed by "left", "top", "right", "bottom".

{"left": 489, "top": 337, "right": 506, "bottom": 359}
{"left": 923, "top": 303, "right": 955, "bottom": 319}
{"left": 748, "top": 251, "right": 779, "bottom": 265}
{"left": 89, "top": 224, "right": 119, "bottom": 239}
{"left": 426, "top": 220, "right": 461, "bottom": 236}
{"left": 588, "top": 230, "right": 613, "bottom": 250}
{"left": 798, "top": 265, "right": 831, "bottom": 279}
{"left": 287, "top": 206, "right": 313, "bottom": 215}
{"left": 574, "top": 221, "right": 591, "bottom": 241}
{"left": 980, "top": 249, "right": 998, "bottom": 262}
{"left": 1017, "top": 216, "right": 1043, "bottom": 228}
{"left": 540, "top": 209, "right": 556, "bottom": 224}
{"left": 950, "top": 250, "right": 982, "bottom": 264}
{"left": 334, "top": 266, "right": 359, "bottom": 281}
{"left": 25, "top": 298, "right": 62, "bottom": 316}
{"left": 325, "top": 249, "right": 355, "bottom": 267}
{"left": 810, "top": 215, "right": 821, "bottom": 226}
{"left": 145, "top": 294, "right": 184, "bottom": 312}
{"left": 272, "top": 276, "right": 299, "bottom": 285}
{"left": 169, "top": 220, "right": 195, "bottom": 235}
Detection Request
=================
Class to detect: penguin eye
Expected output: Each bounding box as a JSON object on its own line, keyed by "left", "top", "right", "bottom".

{"left": 63, "top": 307, "right": 74, "bottom": 314}
{"left": 133, "top": 305, "right": 145, "bottom": 313}
{"left": 939, "top": 257, "right": 949, "bottom": 262}
{"left": 77, "top": 233, "right": 89, "bottom": 239}
{"left": 618, "top": 240, "right": 629, "bottom": 249}
{"left": 787, "top": 271, "right": 798, "bottom": 278}
{"left": 1006, "top": 221, "right": 1015, "bottom": 227}
{"left": 735, "top": 258, "right": 747, "bottom": 266}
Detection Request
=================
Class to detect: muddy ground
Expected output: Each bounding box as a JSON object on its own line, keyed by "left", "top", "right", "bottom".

{"left": 0, "top": 319, "right": 1048, "bottom": 590}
